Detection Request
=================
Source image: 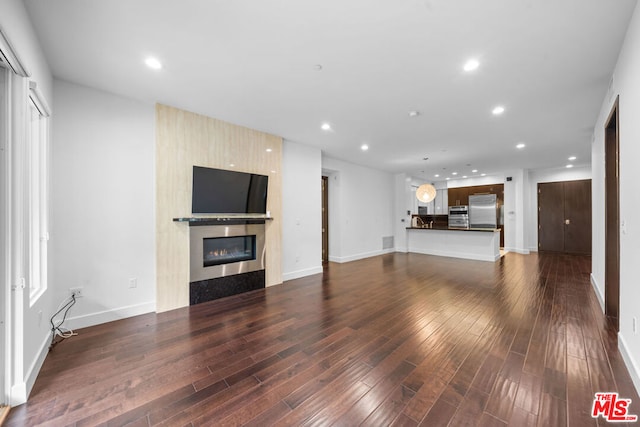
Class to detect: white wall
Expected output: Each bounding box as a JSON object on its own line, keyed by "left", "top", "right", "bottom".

{"left": 394, "top": 174, "right": 412, "bottom": 252}
{"left": 282, "top": 141, "right": 323, "bottom": 281}
{"left": 322, "top": 156, "right": 395, "bottom": 262}
{"left": 52, "top": 80, "right": 156, "bottom": 330}
{"left": 1, "top": 0, "right": 55, "bottom": 406}
{"left": 447, "top": 174, "right": 504, "bottom": 188}
{"left": 526, "top": 166, "right": 592, "bottom": 252}
{"left": 592, "top": 2, "right": 640, "bottom": 393}
{"left": 0, "top": 0, "right": 52, "bottom": 101}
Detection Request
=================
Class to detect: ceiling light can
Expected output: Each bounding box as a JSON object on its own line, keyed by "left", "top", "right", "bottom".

{"left": 145, "top": 57, "right": 162, "bottom": 70}
{"left": 463, "top": 59, "right": 479, "bottom": 72}
{"left": 492, "top": 106, "right": 505, "bottom": 115}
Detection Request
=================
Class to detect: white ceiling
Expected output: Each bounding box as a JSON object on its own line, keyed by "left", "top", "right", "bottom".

{"left": 24, "top": 0, "right": 637, "bottom": 179}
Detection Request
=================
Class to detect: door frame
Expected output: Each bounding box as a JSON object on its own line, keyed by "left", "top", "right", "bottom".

{"left": 0, "top": 63, "right": 10, "bottom": 407}
{"left": 604, "top": 96, "right": 620, "bottom": 331}
{"left": 321, "top": 176, "right": 329, "bottom": 263}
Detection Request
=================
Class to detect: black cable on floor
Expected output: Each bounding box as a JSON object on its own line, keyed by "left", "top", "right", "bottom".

{"left": 49, "top": 294, "right": 77, "bottom": 350}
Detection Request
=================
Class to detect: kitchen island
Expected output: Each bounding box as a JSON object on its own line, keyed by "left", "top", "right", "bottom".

{"left": 406, "top": 227, "right": 501, "bottom": 262}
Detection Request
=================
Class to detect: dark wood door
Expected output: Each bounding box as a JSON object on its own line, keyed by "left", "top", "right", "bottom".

{"left": 538, "top": 180, "right": 592, "bottom": 254}
{"left": 538, "top": 182, "right": 565, "bottom": 252}
{"left": 321, "top": 176, "right": 329, "bottom": 263}
{"left": 564, "top": 180, "right": 592, "bottom": 254}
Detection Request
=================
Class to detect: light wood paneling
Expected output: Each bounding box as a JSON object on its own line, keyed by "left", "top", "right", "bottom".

{"left": 156, "top": 104, "right": 283, "bottom": 312}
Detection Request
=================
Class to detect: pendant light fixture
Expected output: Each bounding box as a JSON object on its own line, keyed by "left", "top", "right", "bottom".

{"left": 416, "top": 183, "right": 437, "bottom": 203}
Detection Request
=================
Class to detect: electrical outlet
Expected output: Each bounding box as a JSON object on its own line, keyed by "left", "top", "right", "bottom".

{"left": 69, "top": 287, "right": 83, "bottom": 298}
{"left": 129, "top": 278, "right": 137, "bottom": 288}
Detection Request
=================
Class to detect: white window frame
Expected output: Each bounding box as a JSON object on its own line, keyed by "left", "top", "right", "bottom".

{"left": 26, "top": 83, "right": 50, "bottom": 305}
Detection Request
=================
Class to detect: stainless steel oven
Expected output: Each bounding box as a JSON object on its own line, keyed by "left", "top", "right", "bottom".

{"left": 448, "top": 205, "right": 469, "bottom": 228}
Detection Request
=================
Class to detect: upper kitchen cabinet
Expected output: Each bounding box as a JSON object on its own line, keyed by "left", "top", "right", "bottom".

{"left": 448, "top": 187, "right": 469, "bottom": 206}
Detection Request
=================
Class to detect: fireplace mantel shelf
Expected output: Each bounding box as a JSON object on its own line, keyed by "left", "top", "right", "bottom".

{"left": 173, "top": 215, "right": 273, "bottom": 225}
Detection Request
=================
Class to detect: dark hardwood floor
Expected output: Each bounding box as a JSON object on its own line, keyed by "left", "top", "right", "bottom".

{"left": 6, "top": 252, "right": 639, "bottom": 426}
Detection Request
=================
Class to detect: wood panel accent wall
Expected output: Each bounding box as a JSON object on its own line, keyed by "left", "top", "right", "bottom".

{"left": 156, "top": 104, "right": 283, "bottom": 312}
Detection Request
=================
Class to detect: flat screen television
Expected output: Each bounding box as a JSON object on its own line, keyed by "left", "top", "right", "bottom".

{"left": 192, "top": 166, "right": 268, "bottom": 214}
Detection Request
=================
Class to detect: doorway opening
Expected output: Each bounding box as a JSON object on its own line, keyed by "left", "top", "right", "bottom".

{"left": 605, "top": 96, "right": 620, "bottom": 331}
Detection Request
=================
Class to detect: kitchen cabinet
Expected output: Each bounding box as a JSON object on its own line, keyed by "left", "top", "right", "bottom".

{"left": 434, "top": 189, "right": 448, "bottom": 214}
{"left": 448, "top": 183, "right": 504, "bottom": 247}
{"left": 448, "top": 187, "right": 469, "bottom": 206}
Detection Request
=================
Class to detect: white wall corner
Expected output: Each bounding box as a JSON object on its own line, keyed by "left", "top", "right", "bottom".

{"left": 9, "top": 381, "right": 26, "bottom": 407}
{"left": 24, "top": 332, "right": 51, "bottom": 403}
{"left": 618, "top": 333, "right": 640, "bottom": 397}
{"left": 9, "top": 331, "right": 49, "bottom": 406}
{"left": 590, "top": 273, "right": 605, "bottom": 312}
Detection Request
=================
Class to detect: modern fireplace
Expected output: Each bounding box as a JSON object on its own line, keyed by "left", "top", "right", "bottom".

{"left": 203, "top": 235, "right": 256, "bottom": 267}
{"left": 189, "top": 222, "right": 266, "bottom": 304}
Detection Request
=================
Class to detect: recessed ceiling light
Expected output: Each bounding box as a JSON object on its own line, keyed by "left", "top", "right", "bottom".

{"left": 321, "top": 123, "right": 331, "bottom": 131}
{"left": 481, "top": 173, "right": 486, "bottom": 176}
{"left": 463, "top": 176, "right": 468, "bottom": 178}
{"left": 568, "top": 156, "right": 577, "bottom": 161}
{"left": 145, "top": 57, "right": 162, "bottom": 70}
{"left": 472, "top": 169, "right": 478, "bottom": 173}
{"left": 361, "top": 144, "right": 369, "bottom": 151}
{"left": 452, "top": 172, "right": 458, "bottom": 176}
{"left": 446, "top": 177, "right": 451, "bottom": 180}
{"left": 434, "top": 174, "right": 440, "bottom": 178}
{"left": 463, "top": 59, "right": 480, "bottom": 72}
{"left": 492, "top": 106, "right": 505, "bottom": 115}
{"left": 266, "top": 148, "right": 272, "bottom": 152}
{"left": 516, "top": 143, "right": 526, "bottom": 149}
{"left": 566, "top": 164, "right": 574, "bottom": 168}
{"left": 408, "top": 111, "right": 420, "bottom": 117}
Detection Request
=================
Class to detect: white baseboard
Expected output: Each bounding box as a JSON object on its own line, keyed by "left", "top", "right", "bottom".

{"left": 283, "top": 265, "right": 323, "bottom": 282}
{"left": 410, "top": 247, "right": 499, "bottom": 262}
{"left": 9, "top": 382, "right": 26, "bottom": 407}
{"left": 66, "top": 301, "right": 156, "bottom": 331}
{"left": 329, "top": 248, "right": 395, "bottom": 264}
{"left": 10, "top": 332, "right": 50, "bottom": 406}
{"left": 618, "top": 333, "right": 640, "bottom": 397}
{"left": 528, "top": 247, "right": 538, "bottom": 253}
{"left": 503, "top": 247, "right": 530, "bottom": 255}
{"left": 590, "top": 273, "right": 605, "bottom": 312}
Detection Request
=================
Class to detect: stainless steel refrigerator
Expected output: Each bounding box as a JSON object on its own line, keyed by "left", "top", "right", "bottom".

{"left": 469, "top": 194, "right": 497, "bottom": 229}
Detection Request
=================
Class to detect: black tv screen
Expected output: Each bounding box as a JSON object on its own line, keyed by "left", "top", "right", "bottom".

{"left": 192, "top": 166, "right": 268, "bottom": 214}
